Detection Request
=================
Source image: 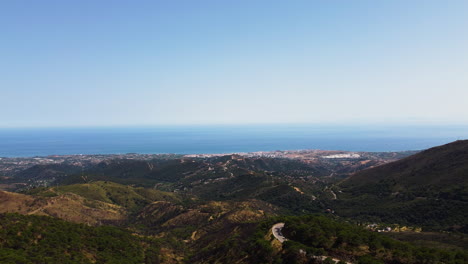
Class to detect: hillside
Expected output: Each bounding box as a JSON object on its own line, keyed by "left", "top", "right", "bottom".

{"left": 1, "top": 184, "right": 283, "bottom": 263}
{"left": 0, "top": 142, "right": 467, "bottom": 262}
{"left": 0, "top": 189, "right": 126, "bottom": 225}
{"left": 277, "top": 215, "right": 468, "bottom": 263}
{"left": 340, "top": 140, "right": 468, "bottom": 191}
{"left": 334, "top": 140, "right": 468, "bottom": 231}
{"left": 27, "top": 181, "right": 180, "bottom": 212}
{"left": 0, "top": 213, "right": 158, "bottom": 264}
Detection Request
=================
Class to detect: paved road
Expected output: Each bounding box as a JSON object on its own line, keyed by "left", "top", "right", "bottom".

{"left": 271, "top": 222, "right": 352, "bottom": 263}
{"left": 272, "top": 222, "right": 288, "bottom": 243}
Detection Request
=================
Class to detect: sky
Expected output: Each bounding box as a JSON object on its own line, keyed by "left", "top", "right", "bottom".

{"left": 1, "top": 0, "right": 468, "bottom": 127}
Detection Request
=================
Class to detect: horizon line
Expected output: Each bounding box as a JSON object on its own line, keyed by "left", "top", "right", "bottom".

{"left": 2, "top": 121, "right": 468, "bottom": 130}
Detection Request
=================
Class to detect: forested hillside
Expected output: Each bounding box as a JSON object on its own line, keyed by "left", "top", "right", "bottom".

{"left": 333, "top": 140, "right": 468, "bottom": 232}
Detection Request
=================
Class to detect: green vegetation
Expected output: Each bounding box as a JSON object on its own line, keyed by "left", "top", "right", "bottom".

{"left": 383, "top": 231, "right": 468, "bottom": 252}
{"left": 249, "top": 215, "right": 468, "bottom": 264}
{"left": 2, "top": 141, "right": 468, "bottom": 263}
{"left": 335, "top": 140, "right": 468, "bottom": 232}
{"left": 26, "top": 181, "right": 180, "bottom": 212}
{"left": 256, "top": 184, "right": 322, "bottom": 214}
{"left": 59, "top": 159, "right": 204, "bottom": 187}
{"left": 0, "top": 213, "right": 160, "bottom": 264}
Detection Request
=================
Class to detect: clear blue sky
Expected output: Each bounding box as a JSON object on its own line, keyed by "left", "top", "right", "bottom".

{"left": 1, "top": 0, "right": 467, "bottom": 127}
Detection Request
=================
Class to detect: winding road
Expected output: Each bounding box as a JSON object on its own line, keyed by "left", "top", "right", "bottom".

{"left": 271, "top": 222, "right": 288, "bottom": 243}
{"left": 271, "top": 222, "right": 352, "bottom": 264}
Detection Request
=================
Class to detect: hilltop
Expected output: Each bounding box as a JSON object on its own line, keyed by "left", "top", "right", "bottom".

{"left": 334, "top": 140, "right": 468, "bottom": 231}
{"left": 340, "top": 140, "right": 468, "bottom": 190}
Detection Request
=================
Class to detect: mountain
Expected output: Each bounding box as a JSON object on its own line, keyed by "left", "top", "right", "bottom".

{"left": 0, "top": 142, "right": 467, "bottom": 263}
{"left": 340, "top": 140, "right": 468, "bottom": 191}
{"left": 334, "top": 140, "right": 468, "bottom": 231}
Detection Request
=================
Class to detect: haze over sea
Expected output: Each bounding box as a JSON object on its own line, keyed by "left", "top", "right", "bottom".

{"left": 0, "top": 125, "right": 467, "bottom": 158}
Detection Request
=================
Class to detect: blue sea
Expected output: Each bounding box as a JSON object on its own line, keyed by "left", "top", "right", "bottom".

{"left": 0, "top": 125, "right": 467, "bottom": 157}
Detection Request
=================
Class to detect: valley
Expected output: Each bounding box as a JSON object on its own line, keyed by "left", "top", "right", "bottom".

{"left": 0, "top": 142, "right": 466, "bottom": 263}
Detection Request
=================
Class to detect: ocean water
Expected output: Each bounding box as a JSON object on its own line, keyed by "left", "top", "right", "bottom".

{"left": 0, "top": 125, "right": 467, "bottom": 157}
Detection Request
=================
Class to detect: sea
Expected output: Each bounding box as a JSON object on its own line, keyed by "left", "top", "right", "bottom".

{"left": 0, "top": 125, "right": 467, "bottom": 157}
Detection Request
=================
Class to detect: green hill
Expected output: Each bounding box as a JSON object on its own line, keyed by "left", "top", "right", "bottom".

{"left": 278, "top": 215, "right": 468, "bottom": 264}
{"left": 28, "top": 181, "right": 180, "bottom": 212}
{"left": 340, "top": 140, "right": 468, "bottom": 192}
{"left": 0, "top": 213, "right": 159, "bottom": 264}
{"left": 334, "top": 140, "right": 468, "bottom": 231}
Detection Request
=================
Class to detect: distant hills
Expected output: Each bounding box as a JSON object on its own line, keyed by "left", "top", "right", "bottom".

{"left": 0, "top": 142, "right": 467, "bottom": 263}
{"left": 0, "top": 149, "right": 415, "bottom": 191}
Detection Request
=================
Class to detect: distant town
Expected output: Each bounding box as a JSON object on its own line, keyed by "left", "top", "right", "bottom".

{"left": 0, "top": 149, "right": 416, "bottom": 178}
